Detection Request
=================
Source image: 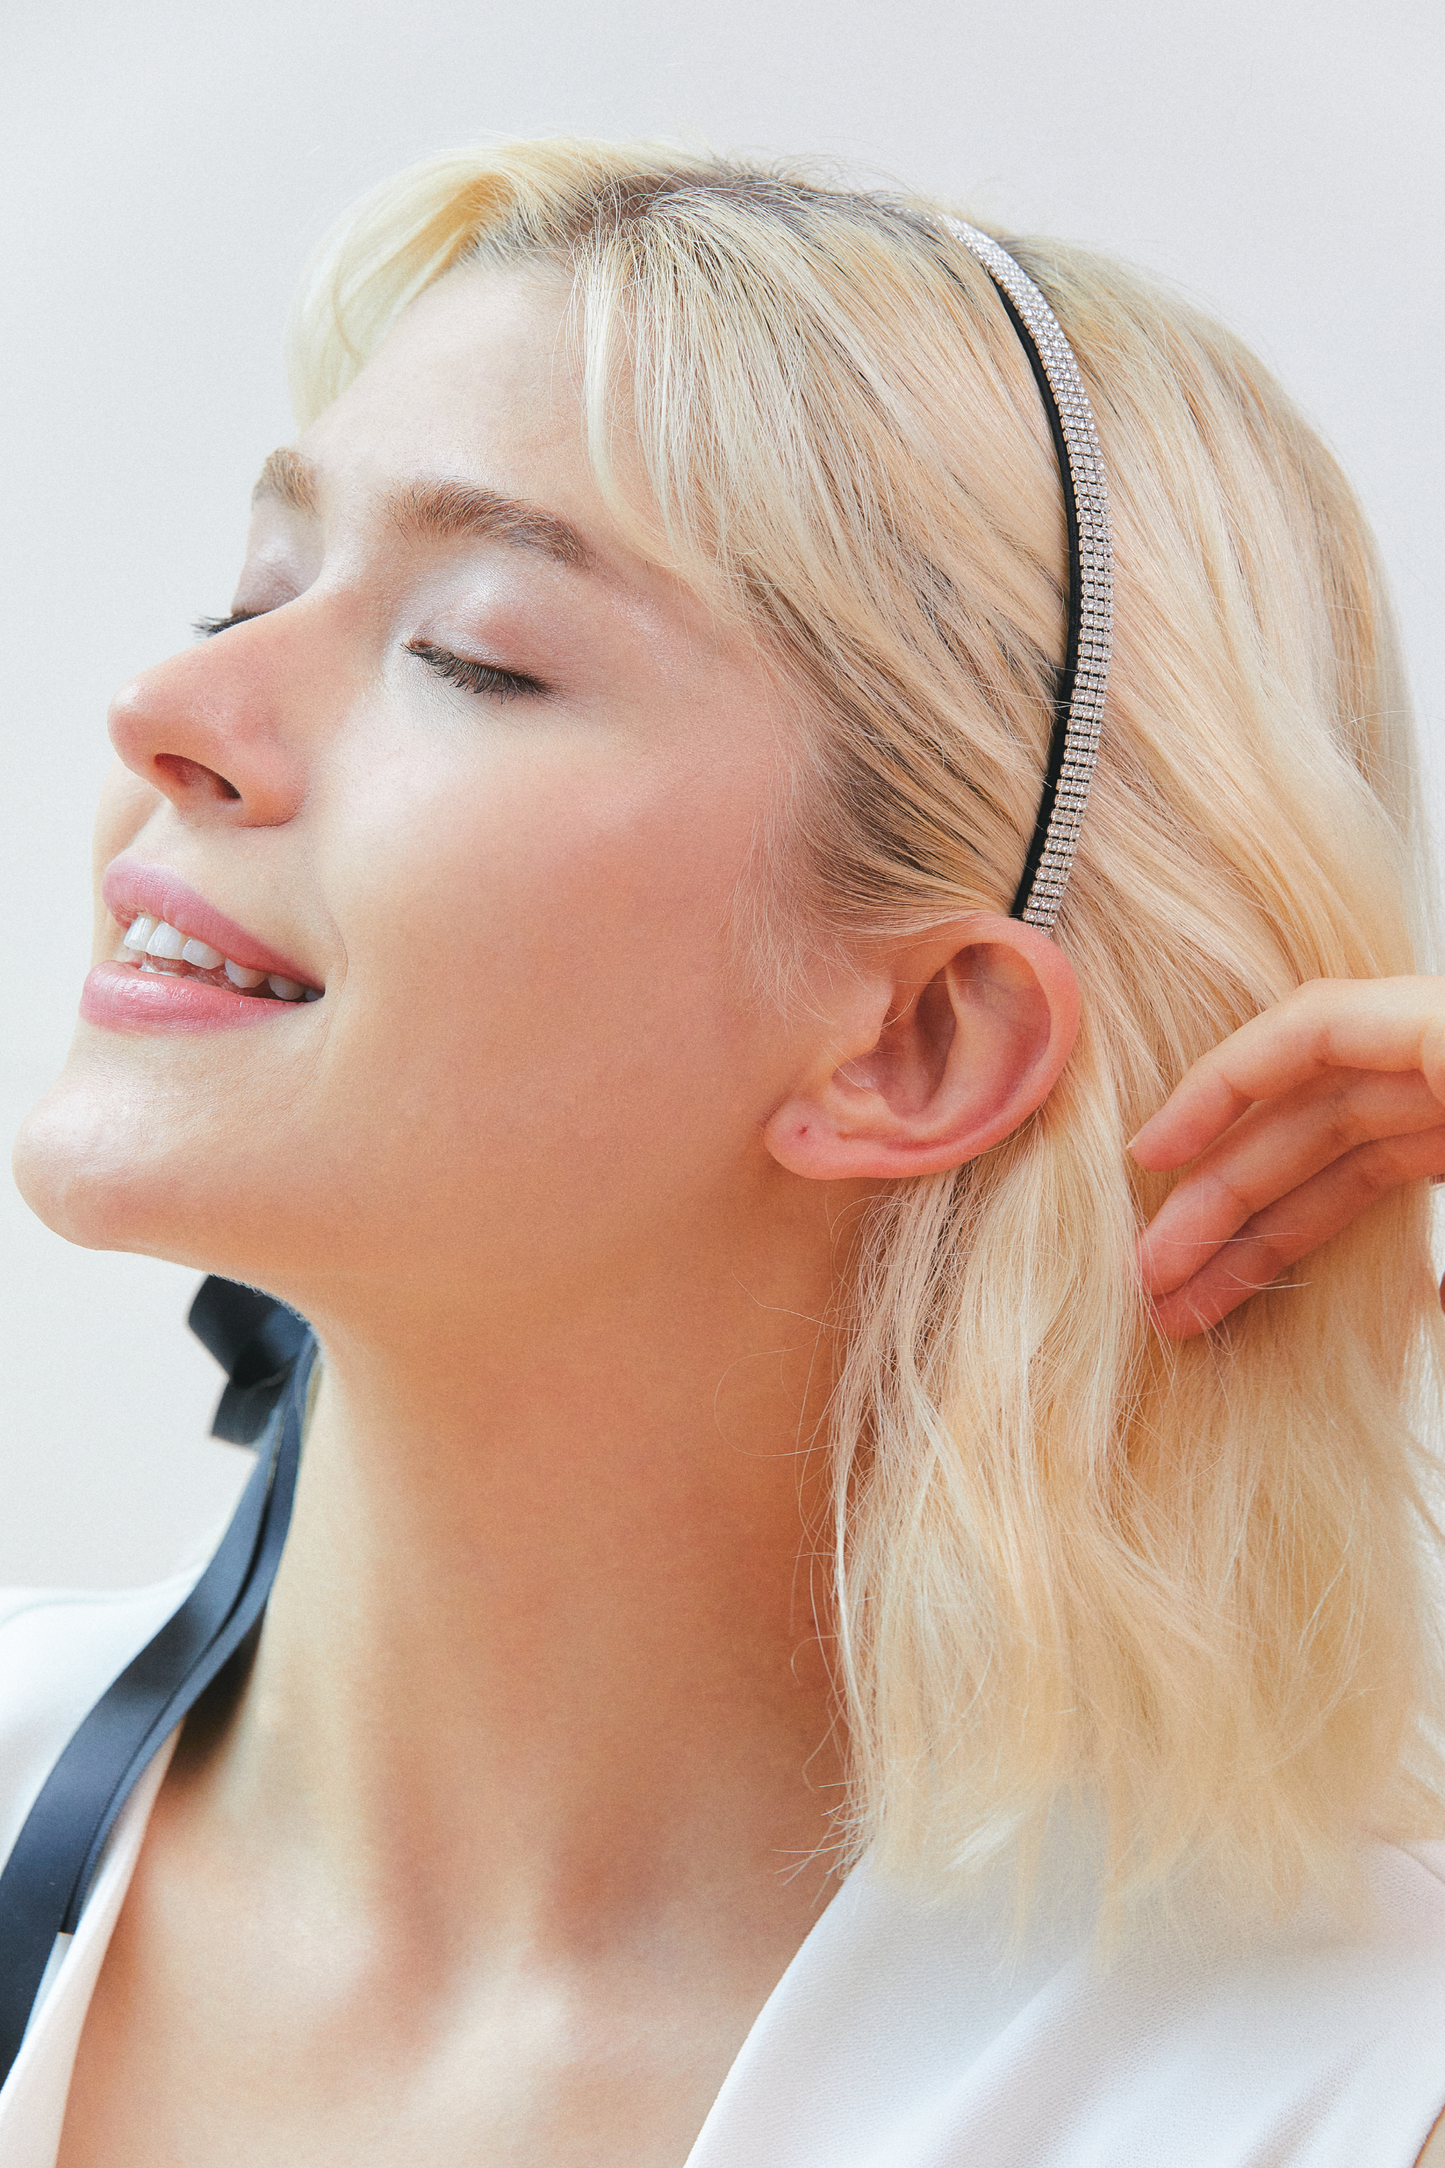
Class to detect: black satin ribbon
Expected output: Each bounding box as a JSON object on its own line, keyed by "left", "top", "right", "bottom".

{"left": 0, "top": 1281, "right": 312, "bottom": 2089}
{"left": 188, "top": 1277, "right": 311, "bottom": 1445}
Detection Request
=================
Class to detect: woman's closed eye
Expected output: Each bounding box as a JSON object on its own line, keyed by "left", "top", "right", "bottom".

{"left": 193, "top": 613, "right": 548, "bottom": 705}
{"left": 405, "top": 640, "right": 549, "bottom": 703}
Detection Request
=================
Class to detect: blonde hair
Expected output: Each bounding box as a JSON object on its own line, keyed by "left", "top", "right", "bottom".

{"left": 289, "top": 140, "right": 1445, "bottom": 1917}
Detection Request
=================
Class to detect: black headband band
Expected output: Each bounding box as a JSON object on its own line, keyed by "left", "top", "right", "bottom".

{"left": 943, "top": 221, "right": 1113, "bottom": 931}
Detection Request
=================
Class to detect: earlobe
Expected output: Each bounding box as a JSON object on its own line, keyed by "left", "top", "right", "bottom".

{"left": 763, "top": 916, "right": 1079, "bottom": 1183}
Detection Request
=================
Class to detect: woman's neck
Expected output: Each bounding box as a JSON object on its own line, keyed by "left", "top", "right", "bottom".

{"left": 184, "top": 1218, "right": 853, "bottom": 1987}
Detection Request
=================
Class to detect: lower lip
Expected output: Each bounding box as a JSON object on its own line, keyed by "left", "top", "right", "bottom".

{"left": 80, "top": 961, "right": 311, "bottom": 1033}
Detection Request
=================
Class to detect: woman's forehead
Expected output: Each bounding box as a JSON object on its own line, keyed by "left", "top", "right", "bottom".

{"left": 305, "top": 260, "right": 584, "bottom": 463}
{"left": 282, "top": 264, "right": 671, "bottom": 591}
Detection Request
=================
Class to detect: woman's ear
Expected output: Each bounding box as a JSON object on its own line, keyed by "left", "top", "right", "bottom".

{"left": 763, "top": 914, "right": 1079, "bottom": 1181}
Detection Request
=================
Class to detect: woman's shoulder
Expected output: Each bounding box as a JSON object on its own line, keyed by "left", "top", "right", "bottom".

{"left": 693, "top": 1849, "right": 1445, "bottom": 2167}
{"left": 0, "top": 1570, "right": 200, "bottom": 1866}
{"left": 1395, "top": 1839, "right": 1445, "bottom": 1901}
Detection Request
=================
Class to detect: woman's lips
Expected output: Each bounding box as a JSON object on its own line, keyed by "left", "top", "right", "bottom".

{"left": 84, "top": 858, "right": 323, "bottom": 1034}
{"left": 81, "top": 961, "right": 302, "bottom": 1033}
{"left": 100, "top": 859, "right": 316, "bottom": 988}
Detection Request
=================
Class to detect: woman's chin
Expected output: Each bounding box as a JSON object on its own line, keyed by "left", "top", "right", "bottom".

{"left": 12, "top": 1040, "right": 388, "bottom": 1293}
{"left": 12, "top": 1061, "right": 229, "bottom": 1265}
{"left": 17, "top": 1079, "right": 155, "bottom": 1257}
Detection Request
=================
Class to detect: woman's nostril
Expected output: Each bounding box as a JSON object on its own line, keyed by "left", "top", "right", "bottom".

{"left": 153, "top": 754, "right": 242, "bottom": 803}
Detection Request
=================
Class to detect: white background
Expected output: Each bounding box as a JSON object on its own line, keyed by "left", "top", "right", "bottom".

{"left": 2, "top": 0, "right": 1441, "bottom": 1586}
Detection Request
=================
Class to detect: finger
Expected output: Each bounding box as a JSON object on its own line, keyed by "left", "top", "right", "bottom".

{"left": 1130, "top": 978, "right": 1445, "bottom": 1172}
{"left": 1137, "top": 1070, "right": 1445, "bottom": 1297}
{"left": 1147, "top": 1123, "right": 1445, "bottom": 1337}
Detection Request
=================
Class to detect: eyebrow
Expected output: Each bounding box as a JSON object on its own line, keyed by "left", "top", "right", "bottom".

{"left": 252, "top": 448, "right": 593, "bottom": 570}
{"left": 254, "top": 447, "right": 319, "bottom": 514}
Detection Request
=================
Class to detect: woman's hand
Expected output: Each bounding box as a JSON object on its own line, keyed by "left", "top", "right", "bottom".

{"left": 1130, "top": 977, "right": 1445, "bottom": 1338}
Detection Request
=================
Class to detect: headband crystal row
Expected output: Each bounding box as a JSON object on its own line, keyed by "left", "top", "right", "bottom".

{"left": 942, "top": 220, "right": 1114, "bottom": 933}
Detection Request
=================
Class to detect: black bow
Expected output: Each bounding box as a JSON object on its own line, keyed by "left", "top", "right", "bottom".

{"left": 0, "top": 1280, "right": 314, "bottom": 2085}
{"left": 189, "top": 1275, "right": 310, "bottom": 1443}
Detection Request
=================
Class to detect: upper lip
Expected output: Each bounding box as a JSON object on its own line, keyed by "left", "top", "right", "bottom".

{"left": 101, "top": 859, "right": 319, "bottom": 989}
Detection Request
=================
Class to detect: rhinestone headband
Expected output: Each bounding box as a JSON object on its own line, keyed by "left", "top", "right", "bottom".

{"left": 942, "top": 219, "right": 1114, "bottom": 932}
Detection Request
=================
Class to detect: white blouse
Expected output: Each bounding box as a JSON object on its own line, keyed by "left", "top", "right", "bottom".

{"left": 4, "top": 1578, "right": 1445, "bottom": 2167}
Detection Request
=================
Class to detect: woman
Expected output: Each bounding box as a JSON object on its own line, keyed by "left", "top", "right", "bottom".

{"left": 4, "top": 139, "right": 1445, "bottom": 2164}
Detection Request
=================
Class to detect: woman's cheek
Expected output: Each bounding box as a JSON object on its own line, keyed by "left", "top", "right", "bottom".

{"left": 92, "top": 759, "right": 160, "bottom": 866}
{"left": 87, "top": 766, "right": 162, "bottom": 961}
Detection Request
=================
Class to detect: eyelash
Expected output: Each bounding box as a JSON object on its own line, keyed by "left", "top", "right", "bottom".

{"left": 404, "top": 640, "right": 547, "bottom": 704}
{"left": 192, "top": 614, "right": 546, "bottom": 704}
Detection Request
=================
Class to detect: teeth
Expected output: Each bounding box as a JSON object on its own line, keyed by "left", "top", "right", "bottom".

{"left": 119, "top": 910, "right": 316, "bottom": 1000}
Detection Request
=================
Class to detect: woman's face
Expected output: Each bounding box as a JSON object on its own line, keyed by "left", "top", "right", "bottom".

{"left": 15, "top": 264, "right": 814, "bottom": 1318}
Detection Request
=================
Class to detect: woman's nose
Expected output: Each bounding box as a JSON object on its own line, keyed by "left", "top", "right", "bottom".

{"left": 106, "top": 622, "right": 310, "bottom": 826}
